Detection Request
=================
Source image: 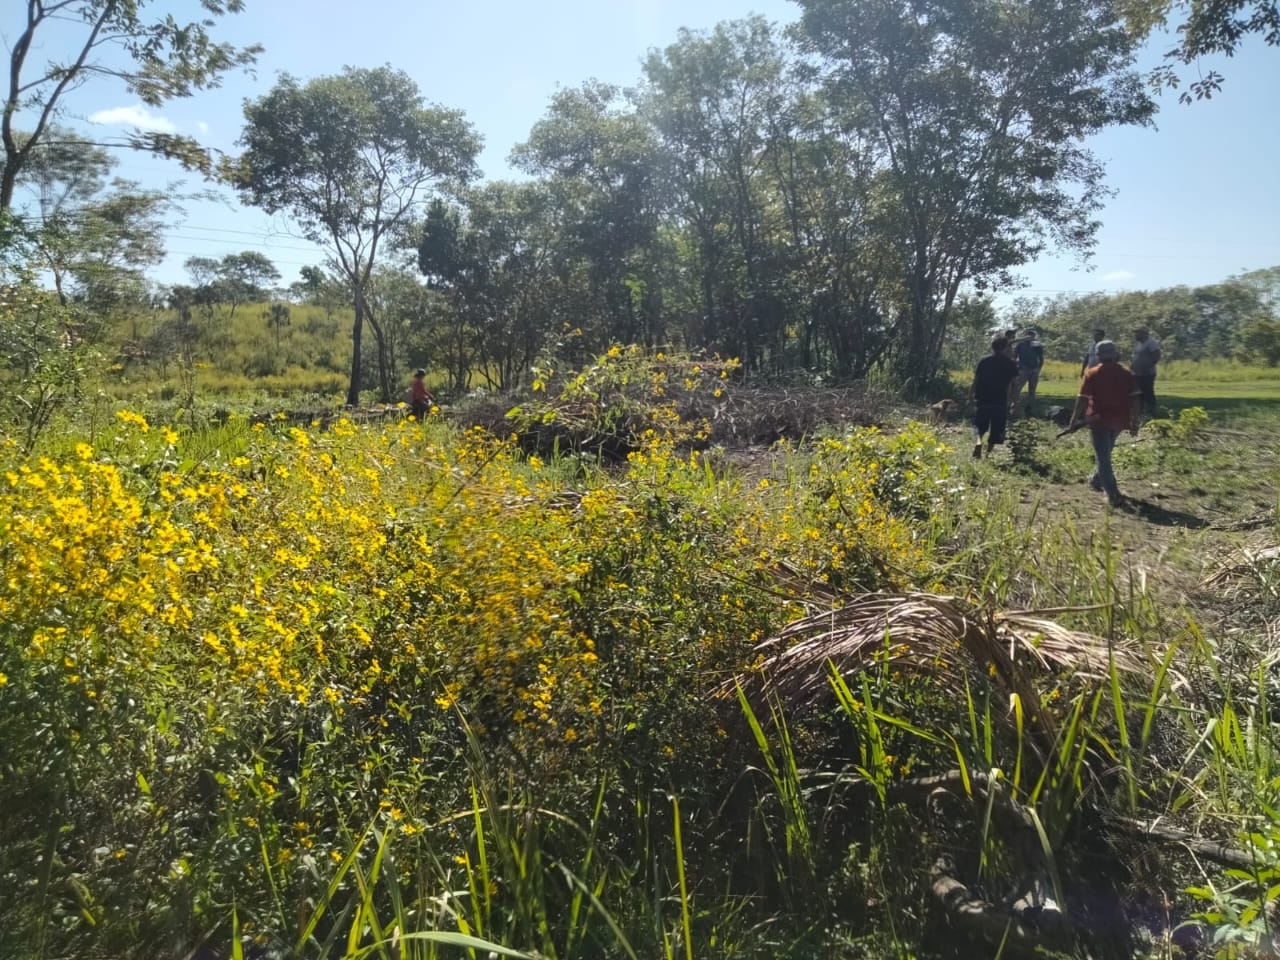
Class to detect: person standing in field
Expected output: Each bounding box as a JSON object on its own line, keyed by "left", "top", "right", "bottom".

{"left": 1131, "top": 327, "right": 1162, "bottom": 418}
{"left": 1003, "top": 328, "right": 1019, "bottom": 361}
{"left": 407, "top": 368, "right": 434, "bottom": 418}
{"left": 1069, "top": 340, "right": 1141, "bottom": 507}
{"left": 970, "top": 337, "right": 1020, "bottom": 459}
{"left": 1082, "top": 327, "right": 1105, "bottom": 375}
{"left": 1012, "top": 327, "right": 1045, "bottom": 417}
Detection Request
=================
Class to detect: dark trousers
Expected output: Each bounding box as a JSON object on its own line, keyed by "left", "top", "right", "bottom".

{"left": 1135, "top": 373, "right": 1156, "bottom": 417}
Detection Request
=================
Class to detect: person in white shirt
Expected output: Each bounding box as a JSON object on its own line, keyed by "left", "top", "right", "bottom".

{"left": 1131, "top": 327, "right": 1162, "bottom": 418}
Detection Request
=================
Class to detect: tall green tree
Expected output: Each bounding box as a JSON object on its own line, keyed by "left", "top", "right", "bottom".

{"left": 417, "top": 183, "right": 562, "bottom": 391}
{"left": 234, "top": 66, "right": 481, "bottom": 404}
{"left": 1, "top": 0, "right": 259, "bottom": 213}
{"left": 795, "top": 0, "right": 1156, "bottom": 388}
{"left": 13, "top": 131, "right": 167, "bottom": 316}
{"left": 641, "top": 18, "right": 791, "bottom": 367}
{"left": 513, "top": 81, "right": 666, "bottom": 351}
{"left": 183, "top": 250, "right": 281, "bottom": 318}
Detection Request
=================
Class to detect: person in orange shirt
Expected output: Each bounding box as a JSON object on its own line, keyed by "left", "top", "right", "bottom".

{"left": 408, "top": 368, "right": 434, "bottom": 418}
{"left": 1068, "top": 340, "right": 1141, "bottom": 507}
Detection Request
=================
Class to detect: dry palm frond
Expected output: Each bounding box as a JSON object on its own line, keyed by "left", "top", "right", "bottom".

{"left": 743, "top": 592, "right": 1144, "bottom": 747}
{"left": 1205, "top": 543, "right": 1280, "bottom": 586}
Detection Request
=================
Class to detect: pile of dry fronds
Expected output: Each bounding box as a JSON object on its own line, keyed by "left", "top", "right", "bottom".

{"left": 744, "top": 591, "right": 1143, "bottom": 748}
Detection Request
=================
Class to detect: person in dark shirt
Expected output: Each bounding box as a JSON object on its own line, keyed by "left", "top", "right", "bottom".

{"left": 1012, "top": 327, "right": 1045, "bottom": 417}
{"left": 969, "top": 337, "right": 1020, "bottom": 459}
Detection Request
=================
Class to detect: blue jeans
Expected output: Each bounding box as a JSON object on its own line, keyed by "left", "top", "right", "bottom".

{"left": 1089, "top": 428, "right": 1122, "bottom": 504}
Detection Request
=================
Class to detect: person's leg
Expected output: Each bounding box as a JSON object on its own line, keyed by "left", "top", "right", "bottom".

{"left": 1137, "top": 375, "right": 1155, "bottom": 418}
{"left": 973, "top": 409, "right": 989, "bottom": 458}
{"left": 987, "top": 409, "right": 1008, "bottom": 453}
{"left": 1090, "top": 428, "right": 1122, "bottom": 504}
{"left": 1025, "top": 368, "right": 1039, "bottom": 411}
{"left": 1007, "top": 373, "right": 1023, "bottom": 417}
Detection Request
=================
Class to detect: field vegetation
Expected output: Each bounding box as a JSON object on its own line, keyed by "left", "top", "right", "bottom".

{"left": 4, "top": 342, "right": 1280, "bottom": 960}
{"left": 3, "top": 0, "right": 1280, "bottom": 957}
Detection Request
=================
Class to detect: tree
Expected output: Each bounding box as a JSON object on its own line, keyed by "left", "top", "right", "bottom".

{"left": 262, "top": 301, "right": 291, "bottom": 350}
{"left": 641, "top": 18, "right": 792, "bottom": 368}
{"left": 1, "top": 0, "right": 260, "bottom": 214}
{"left": 417, "top": 183, "right": 562, "bottom": 391}
{"left": 795, "top": 0, "right": 1156, "bottom": 389}
{"left": 11, "top": 130, "right": 168, "bottom": 315}
{"left": 183, "top": 250, "right": 281, "bottom": 318}
{"left": 513, "top": 81, "right": 666, "bottom": 352}
{"left": 234, "top": 66, "right": 481, "bottom": 404}
{"left": 1237, "top": 316, "right": 1280, "bottom": 365}
{"left": 1125, "top": 0, "right": 1279, "bottom": 101}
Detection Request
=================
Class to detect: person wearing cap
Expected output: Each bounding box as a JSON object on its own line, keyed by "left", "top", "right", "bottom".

{"left": 407, "top": 368, "right": 434, "bottom": 418}
{"left": 1012, "top": 327, "right": 1045, "bottom": 417}
{"left": 969, "top": 336, "right": 1021, "bottom": 459}
{"left": 1131, "top": 327, "right": 1162, "bottom": 417}
{"left": 1081, "top": 327, "right": 1106, "bottom": 376}
{"left": 1003, "top": 328, "right": 1019, "bottom": 361}
{"left": 1068, "top": 340, "right": 1141, "bottom": 507}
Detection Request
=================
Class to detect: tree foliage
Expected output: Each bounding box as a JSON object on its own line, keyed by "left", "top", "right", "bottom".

{"left": 183, "top": 250, "right": 281, "bottom": 318}
{"left": 234, "top": 66, "right": 481, "bottom": 404}
{"left": 1, "top": 0, "right": 260, "bottom": 213}
{"left": 1003, "top": 268, "right": 1278, "bottom": 365}
{"left": 417, "top": 184, "right": 563, "bottom": 392}
{"left": 1126, "top": 0, "right": 1280, "bottom": 101}
{"left": 10, "top": 130, "right": 168, "bottom": 314}
{"left": 794, "top": 0, "right": 1155, "bottom": 386}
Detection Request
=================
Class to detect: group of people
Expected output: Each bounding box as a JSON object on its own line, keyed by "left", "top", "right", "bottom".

{"left": 970, "top": 326, "right": 1162, "bottom": 507}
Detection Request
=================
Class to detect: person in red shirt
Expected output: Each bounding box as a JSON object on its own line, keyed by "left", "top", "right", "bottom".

{"left": 408, "top": 368, "right": 434, "bottom": 418}
{"left": 1068, "top": 340, "right": 1141, "bottom": 507}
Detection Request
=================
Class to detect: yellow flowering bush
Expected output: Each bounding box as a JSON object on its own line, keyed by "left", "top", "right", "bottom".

{"left": 0, "top": 402, "right": 932, "bottom": 957}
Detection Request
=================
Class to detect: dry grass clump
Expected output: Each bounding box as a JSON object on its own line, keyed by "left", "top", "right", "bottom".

{"left": 745, "top": 591, "right": 1144, "bottom": 746}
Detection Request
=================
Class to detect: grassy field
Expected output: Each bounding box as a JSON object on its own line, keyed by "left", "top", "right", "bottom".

{"left": 3, "top": 350, "right": 1280, "bottom": 960}
{"left": 1027, "top": 359, "right": 1280, "bottom": 413}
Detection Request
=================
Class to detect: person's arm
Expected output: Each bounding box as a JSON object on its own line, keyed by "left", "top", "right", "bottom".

{"left": 1070, "top": 373, "right": 1090, "bottom": 426}
{"left": 1070, "top": 394, "right": 1089, "bottom": 427}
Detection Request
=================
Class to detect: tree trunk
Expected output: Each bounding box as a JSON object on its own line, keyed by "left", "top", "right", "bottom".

{"left": 346, "top": 292, "right": 364, "bottom": 407}
{"left": 365, "top": 309, "right": 392, "bottom": 402}
{"left": 0, "top": 157, "right": 18, "bottom": 215}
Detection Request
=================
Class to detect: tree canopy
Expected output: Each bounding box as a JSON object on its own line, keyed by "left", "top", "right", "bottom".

{"left": 1126, "top": 0, "right": 1279, "bottom": 100}
{"left": 1, "top": 1, "right": 260, "bottom": 213}
{"left": 234, "top": 65, "right": 481, "bottom": 404}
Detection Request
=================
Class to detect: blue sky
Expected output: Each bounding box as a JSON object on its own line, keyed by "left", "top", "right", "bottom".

{"left": 14, "top": 0, "right": 1280, "bottom": 305}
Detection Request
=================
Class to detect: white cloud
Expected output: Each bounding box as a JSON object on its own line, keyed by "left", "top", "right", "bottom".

{"left": 196, "top": 121, "right": 210, "bottom": 134}
{"left": 1102, "top": 270, "right": 1136, "bottom": 283}
{"left": 88, "top": 104, "right": 177, "bottom": 133}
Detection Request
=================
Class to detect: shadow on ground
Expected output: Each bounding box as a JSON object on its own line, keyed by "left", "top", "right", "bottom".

{"left": 1121, "top": 497, "right": 1209, "bottom": 528}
